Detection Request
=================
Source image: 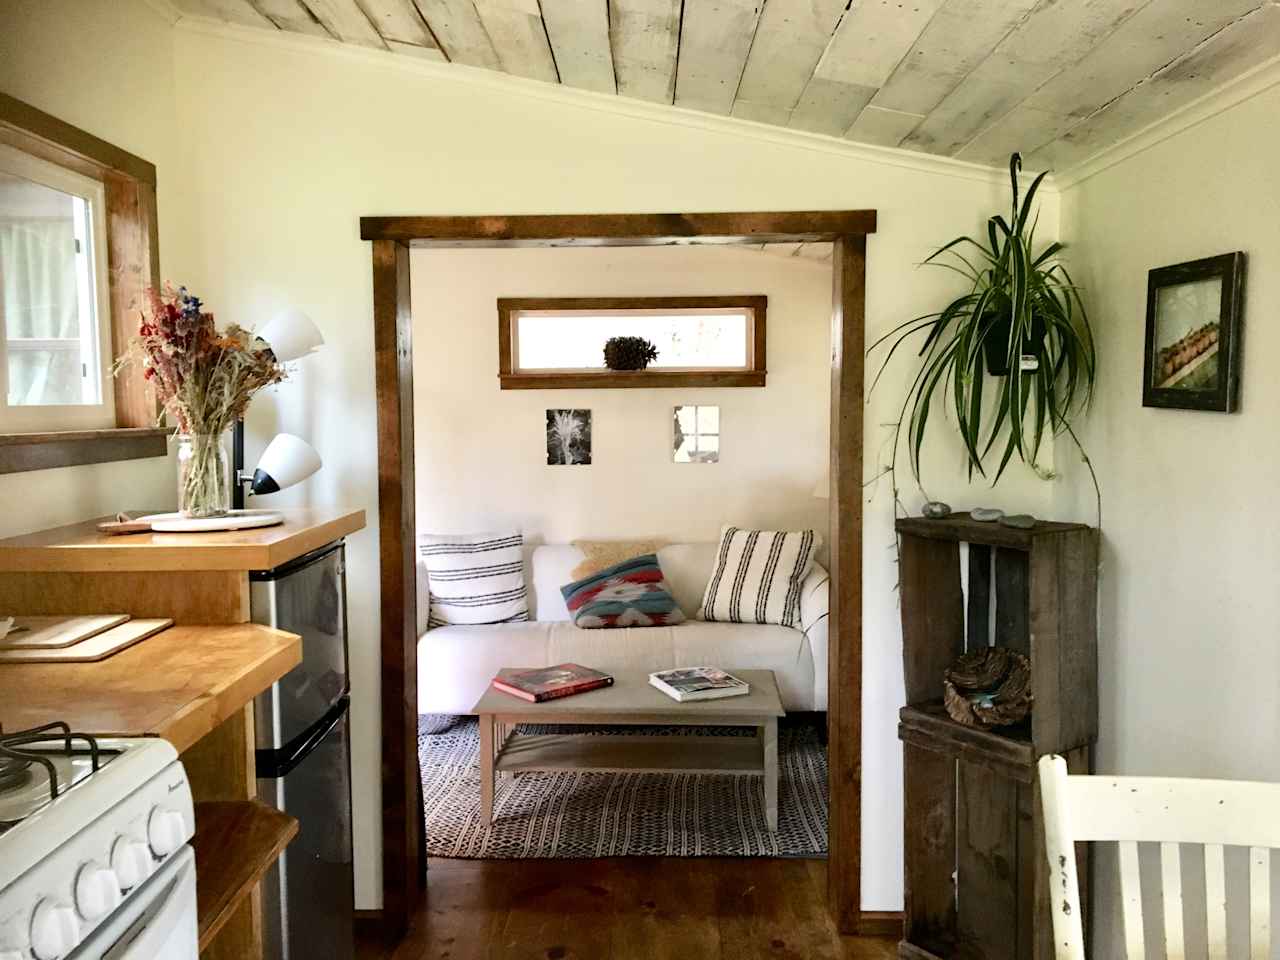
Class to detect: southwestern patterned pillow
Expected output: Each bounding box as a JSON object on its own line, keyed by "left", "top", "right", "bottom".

{"left": 560, "top": 554, "right": 687, "bottom": 629}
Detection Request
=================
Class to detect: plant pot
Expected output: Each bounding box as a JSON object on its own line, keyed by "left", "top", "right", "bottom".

{"left": 982, "top": 309, "right": 1014, "bottom": 376}
{"left": 176, "top": 432, "right": 231, "bottom": 518}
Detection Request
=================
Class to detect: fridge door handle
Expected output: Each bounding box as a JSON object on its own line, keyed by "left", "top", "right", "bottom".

{"left": 256, "top": 696, "right": 348, "bottom": 779}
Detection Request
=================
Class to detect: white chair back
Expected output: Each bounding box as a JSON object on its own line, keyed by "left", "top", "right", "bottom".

{"left": 1039, "top": 754, "right": 1280, "bottom": 959}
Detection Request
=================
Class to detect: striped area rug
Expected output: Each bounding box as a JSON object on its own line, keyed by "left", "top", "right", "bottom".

{"left": 419, "top": 716, "right": 828, "bottom": 858}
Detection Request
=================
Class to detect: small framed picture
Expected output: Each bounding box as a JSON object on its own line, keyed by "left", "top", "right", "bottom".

{"left": 673, "top": 405, "right": 719, "bottom": 463}
{"left": 1143, "top": 252, "right": 1246, "bottom": 412}
{"left": 546, "top": 409, "right": 591, "bottom": 465}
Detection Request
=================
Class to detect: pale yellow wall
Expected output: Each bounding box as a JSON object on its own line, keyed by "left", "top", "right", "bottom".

{"left": 0, "top": 0, "right": 181, "bottom": 533}
{"left": 1059, "top": 79, "right": 1280, "bottom": 952}
{"left": 412, "top": 245, "right": 832, "bottom": 547}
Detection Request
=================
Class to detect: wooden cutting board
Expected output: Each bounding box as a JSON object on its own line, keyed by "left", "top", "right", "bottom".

{"left": 0, "top": 614, "right": 131, "bottom": 650}
{"left": 0, "top": 619, "right": 172, "bottom": 663}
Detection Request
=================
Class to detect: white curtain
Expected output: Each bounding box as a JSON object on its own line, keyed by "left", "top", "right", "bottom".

{"left": 0, "top": 216, "right": 79, "bottom": 404}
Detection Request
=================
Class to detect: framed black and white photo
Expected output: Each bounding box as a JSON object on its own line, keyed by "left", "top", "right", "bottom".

{"left": 546, "top": 409, "right": 591, "bottom": 465}
{"left": 673, "top": 405, "right": 719, "bottom": 463}
{"left": 1143, "top": 252, "right": 1246, "bottom": 412}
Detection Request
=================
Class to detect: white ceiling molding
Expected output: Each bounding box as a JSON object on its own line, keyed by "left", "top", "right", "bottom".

{"left": 1055, "top": 50, "right": 1280, "bottom": 191}
{"left": 169, "top": 13, "right": 1042, "bottom": 190}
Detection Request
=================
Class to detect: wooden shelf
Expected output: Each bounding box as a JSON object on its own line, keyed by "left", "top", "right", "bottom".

{"left": 895, "top": 513, "right": 1090, "bottom": 550}
{"left": 499, "top": 370, "right": 766, "bottom": 390}
{"left": 899, "top": 701, "right": 1035, "bottom": 782}
{"left": 192, "top": 800, "right": 298, "bottom": 953}
{"left": 0, "top": 623, "right": 301, "bottom": 752}
{"left": 497, "top": 732, "right": 764, "bottom": 775}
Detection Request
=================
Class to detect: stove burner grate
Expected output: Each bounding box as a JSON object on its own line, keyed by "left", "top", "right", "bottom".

{"left": 0, "top": 721, "right": 100, "bottom": 804}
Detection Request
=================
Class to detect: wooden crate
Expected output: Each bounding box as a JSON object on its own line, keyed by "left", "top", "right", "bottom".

{"left": 895, "top": 514, "right": 1097, "bottom": 960}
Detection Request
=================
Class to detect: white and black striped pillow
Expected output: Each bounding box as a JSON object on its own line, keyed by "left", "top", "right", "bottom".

{"left": 418, "top": 532, "right": 530, "bottom": 627}
{"left": 697, "top": 526, "right": 821, "bottom": 627}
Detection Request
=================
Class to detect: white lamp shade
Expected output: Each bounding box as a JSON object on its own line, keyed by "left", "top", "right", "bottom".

{"left": 251, "top": 433, "right": 322, "bottom": 495}
{"left": 255, "top": 308, "right": 324, "bottom": 362}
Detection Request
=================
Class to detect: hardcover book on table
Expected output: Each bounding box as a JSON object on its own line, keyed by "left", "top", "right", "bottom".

{"left": 649, "top": 667, "right": 750, "bottom": 702}
{"left": 491, "top": 663, "right": 614, "bottom": 702}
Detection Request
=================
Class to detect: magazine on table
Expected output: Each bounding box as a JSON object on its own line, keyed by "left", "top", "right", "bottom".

{"left": 491, "top": 663, "right": 614, "bottom": 702}
{"left": 649, "top": 667, "right": 750, "bottom": 702}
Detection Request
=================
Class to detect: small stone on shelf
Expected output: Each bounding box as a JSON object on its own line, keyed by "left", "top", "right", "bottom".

{"left": 971, "top": 507, "right": 1004, "bottom": 522}
{"left": 999, "top": 514, "right": 1037, "bottom": 529}
{"left": 921, "top": 501, "right": 952, "bottom": 519}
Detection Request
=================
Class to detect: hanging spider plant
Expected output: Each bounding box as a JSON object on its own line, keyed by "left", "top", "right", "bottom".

{"left": 871, "top": 153, "right": 1097, "bottom": 488}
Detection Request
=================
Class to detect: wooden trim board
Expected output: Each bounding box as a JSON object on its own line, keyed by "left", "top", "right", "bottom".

{"left": 364, "top": 210, "right": 875, "bottom": 938}
{"left": 0, "top": 428, "right": 168, "bottom": 475}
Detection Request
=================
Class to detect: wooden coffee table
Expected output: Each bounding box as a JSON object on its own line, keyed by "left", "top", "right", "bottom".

{"left": 470, "top": 669, "right": 786, "bottom": 830}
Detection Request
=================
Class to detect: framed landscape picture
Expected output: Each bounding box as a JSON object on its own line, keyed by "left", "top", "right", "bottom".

{"left": 1143, "top": 252, "right": 1246, "bottom": 412}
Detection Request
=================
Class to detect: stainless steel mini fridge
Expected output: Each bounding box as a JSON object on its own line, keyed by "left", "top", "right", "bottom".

{"left": 251, "top": 540, "right": 354, "bottom": 960}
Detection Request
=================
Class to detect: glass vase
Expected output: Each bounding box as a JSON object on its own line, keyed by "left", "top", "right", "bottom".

{"left": 176, "top": 433, "right": 231, "bottom": 519}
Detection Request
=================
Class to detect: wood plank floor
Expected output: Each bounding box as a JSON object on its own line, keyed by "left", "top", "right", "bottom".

{"left": 358, "top": 857, "right": 898, "bottom": 960}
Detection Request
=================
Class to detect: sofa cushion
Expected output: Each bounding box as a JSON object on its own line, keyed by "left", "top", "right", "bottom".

{"left": 560, "top": 554, "right": 686, "bottom": 628}
{"left": 699, "top": 526, "right": 820, "bottom": 627}
{"left": 418, "top": 531, "right": 529, "bottom": 626}
{"left": 530, "top": 543, "right": 718, "bottom": 621}
{"left": 418, "top": 620, "right": 815, "bottom": 714}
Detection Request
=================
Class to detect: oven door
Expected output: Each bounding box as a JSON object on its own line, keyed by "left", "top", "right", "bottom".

{"left": 70, "top": 846, "right": 198, "bottom": 960}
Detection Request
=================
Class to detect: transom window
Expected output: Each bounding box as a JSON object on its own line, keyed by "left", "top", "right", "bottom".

{"left": 498, "top": 296, "right": 766, "bottom": 390}
{"left": 0, "top": 143, "right": 112, "bottom": 431}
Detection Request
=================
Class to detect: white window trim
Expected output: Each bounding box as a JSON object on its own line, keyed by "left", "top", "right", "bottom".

{"left": 511, "top": 306, "right": 757, "bottom": 374}
{"left": 0, "top": 141, "right": 114, "bottom": 432}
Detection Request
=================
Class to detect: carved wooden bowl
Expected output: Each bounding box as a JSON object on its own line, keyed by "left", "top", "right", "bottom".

{"left": 942, "top": 646, "right": 1032, "bottom": 729}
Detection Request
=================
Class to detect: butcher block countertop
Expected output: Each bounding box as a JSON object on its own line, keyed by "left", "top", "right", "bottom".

{"left": 0, "top": 623, "right": 301, "bottom": 752}
{"left": 0, "top": 506, "right": 365, "bottom": 572}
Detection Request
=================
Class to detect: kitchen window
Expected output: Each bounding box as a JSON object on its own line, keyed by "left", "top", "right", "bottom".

{"left": 0, "top": 91, "right": 167, "bottom": 473}
{"left": 0, "top": 144, "right": 113, "bottom": 431}
{"left": 497, "top": 296, "right": 767, "bottom": 389}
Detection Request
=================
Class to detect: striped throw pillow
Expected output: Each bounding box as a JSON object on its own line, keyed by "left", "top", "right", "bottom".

{"left": 418, "top": 532, "right": 529, "bottom": 627}
{"left": 698, "top": 526, "right": 821, "bottom": 627}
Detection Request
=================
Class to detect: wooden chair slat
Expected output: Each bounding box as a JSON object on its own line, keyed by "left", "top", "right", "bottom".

{"left": 1119, "top": 840, "right": 1146, "bottom": 960}
{"left": 1250, "top": 846, "right": 1270, "bottom": 960}
{"left": 1040, "top": 756, "right": 1278, "bottom": 960}
{"left": 1160, "top": 842, "right": 1184, "bottom": 959}
{"left": 1205, "top": 843, "right": 1228, "bottom": 960}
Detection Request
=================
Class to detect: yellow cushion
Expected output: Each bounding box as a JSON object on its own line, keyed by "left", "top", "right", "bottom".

{"left": 570, "top": 539, "right": 666, "bottom": 582}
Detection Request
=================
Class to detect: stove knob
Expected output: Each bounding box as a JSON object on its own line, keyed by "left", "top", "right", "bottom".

{"left": 147, "top": 806, "right": 187, "bottom": 858}
{"left": 74, "top": 862, "right": 122, "bottom": 921}
{"left": 110, "top": 837, "right": 154, "bottom": 890}
{"left": 29, "top": 899, "right": 79, "bottom": 960}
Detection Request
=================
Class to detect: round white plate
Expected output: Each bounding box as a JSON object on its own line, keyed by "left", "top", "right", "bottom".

{"left": 137, "top": 510, "right": 285, "bottom": 532}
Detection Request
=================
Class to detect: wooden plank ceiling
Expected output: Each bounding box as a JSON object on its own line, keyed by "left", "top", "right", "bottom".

{"left": 176, "top": 0, "right": 1280, "bottom": 171}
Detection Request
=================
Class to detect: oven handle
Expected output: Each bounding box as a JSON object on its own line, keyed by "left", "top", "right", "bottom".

{"left": 99, "top": 847, "right": 197, "bottom": 959}
{"left": 255, "top": 696, "right": 348, "bottom": 779}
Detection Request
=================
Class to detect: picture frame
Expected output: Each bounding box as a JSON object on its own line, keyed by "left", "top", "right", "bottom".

{"left": 1142, "top": 251, "right": 1246, "bottom": 412}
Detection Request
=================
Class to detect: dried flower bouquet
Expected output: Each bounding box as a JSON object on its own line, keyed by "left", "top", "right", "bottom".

{"left": 116, "top": 284, "right": 287, "bottom": 517}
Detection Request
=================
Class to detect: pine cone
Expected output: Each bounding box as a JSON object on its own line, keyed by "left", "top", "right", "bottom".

{"left": 603, "top": 336, "right": 659, "bottom": 371}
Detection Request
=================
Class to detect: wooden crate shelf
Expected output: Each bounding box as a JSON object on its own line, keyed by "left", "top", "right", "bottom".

{"left": 192, "top": 800, "right": 299, "bottom": 954}
{"left": 896, "top": 516, "right": 1097, "bottom": 960}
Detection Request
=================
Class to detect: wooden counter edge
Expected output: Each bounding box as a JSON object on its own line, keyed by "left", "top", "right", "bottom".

{"left": 160, "top": 626, "right": 302, "bottom": 753}
{"left": 0, "top": 508, "right": 366, "bottom": 573}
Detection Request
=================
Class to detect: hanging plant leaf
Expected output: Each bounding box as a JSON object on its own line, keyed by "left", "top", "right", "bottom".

{"left": 869, "top": 152, "right": 1097, "bottom": 487}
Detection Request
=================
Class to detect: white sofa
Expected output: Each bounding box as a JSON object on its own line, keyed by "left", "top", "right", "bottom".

{"left": 417, "top": 542, "right": 830, "bottom": 715}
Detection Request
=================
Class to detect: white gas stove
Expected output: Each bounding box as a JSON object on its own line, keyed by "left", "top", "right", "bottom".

{"left": 0, "top": 724, "right": 196, "bottom": 960}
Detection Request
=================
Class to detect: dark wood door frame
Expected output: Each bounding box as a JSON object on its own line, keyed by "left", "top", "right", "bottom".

{"left": 360, "top": 211, "right": 877, "bottom": 940}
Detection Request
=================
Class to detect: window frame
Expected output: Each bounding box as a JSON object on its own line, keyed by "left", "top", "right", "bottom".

{"left": 497, "top": 295, "right": 767, "bottom": 390}
{"left": 0, "top": 142, "right": 115, "bottom": 431}
{"left": 0, "top": 92, "right": 167, "bottom": 474}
